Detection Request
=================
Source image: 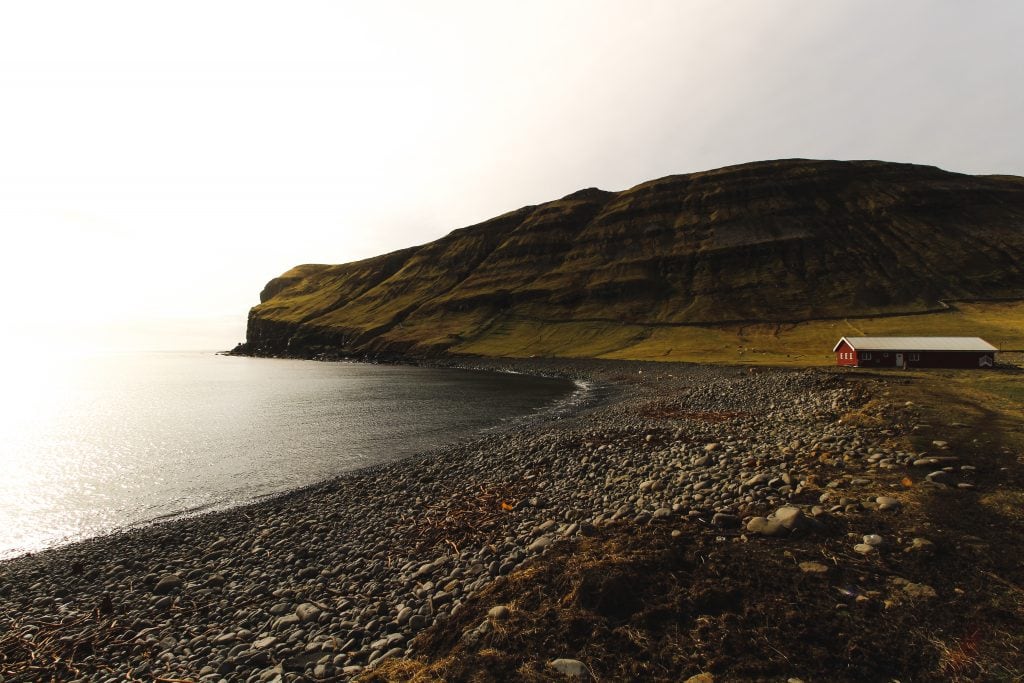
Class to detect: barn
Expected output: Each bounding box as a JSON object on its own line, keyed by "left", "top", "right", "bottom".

{"left": 833, "top": 336, "right": 997, "bottom": 369}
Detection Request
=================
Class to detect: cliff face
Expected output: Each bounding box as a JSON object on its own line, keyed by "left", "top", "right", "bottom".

{"left": 237, "top": 159, "right": 1024, "bottom": 358}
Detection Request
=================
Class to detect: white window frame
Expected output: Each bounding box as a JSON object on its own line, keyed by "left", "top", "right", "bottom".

{"left": 861, "top": 352, "right": 872, "bottom": 360}
{"left": 909, "top": 352, "right": 921, "bottom": 361}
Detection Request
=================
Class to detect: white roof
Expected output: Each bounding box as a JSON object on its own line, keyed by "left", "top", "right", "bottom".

{"left": 832, "top": 336, "right": 997, "bottom": 352}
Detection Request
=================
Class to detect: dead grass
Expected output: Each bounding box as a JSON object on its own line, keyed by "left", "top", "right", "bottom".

{"left": 979, "top": 490, "right": 1024, "bottom": 518}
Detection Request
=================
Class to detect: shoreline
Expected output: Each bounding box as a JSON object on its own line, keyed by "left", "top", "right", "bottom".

{"left": 1, "top": 355, "right": 669, "bottom": 568}
{"left": 0, "top": 357, "right": 592, "bottom": 564}
{"left": 6, "top": 357, "right": 1014, "bottom": 680}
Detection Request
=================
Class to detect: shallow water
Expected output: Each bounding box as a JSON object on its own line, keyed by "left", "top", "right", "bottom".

{"left": 0, "top": 352, "right": 576, "bottom": 559}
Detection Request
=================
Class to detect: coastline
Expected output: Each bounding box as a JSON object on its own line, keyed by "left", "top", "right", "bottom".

{"left": 2, "top": 357, "right": 1021, "bottom": 680}
{"left": 0, "top": 357, "right": 729, "bottom": 681}
{"left": 0, "top": 356, "right": 587, "bottom": 563}
{"left": 0, "top": 356, "right": 662, "bottom": 569}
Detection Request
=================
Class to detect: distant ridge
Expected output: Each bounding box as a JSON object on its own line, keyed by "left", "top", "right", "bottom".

{"left": 235, "top": 159, "right": 1024, "bottom": 359}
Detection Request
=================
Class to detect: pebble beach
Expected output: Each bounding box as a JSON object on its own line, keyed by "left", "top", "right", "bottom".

{"left": 0, "top": 359, "right": 965, "bottom": 681}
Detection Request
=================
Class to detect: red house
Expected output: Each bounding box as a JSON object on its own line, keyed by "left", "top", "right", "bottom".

{"left": 833, "top": 336, "right": 997, "bottom": 369}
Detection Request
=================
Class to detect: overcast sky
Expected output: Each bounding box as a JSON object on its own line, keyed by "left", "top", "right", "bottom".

{"left": 1, "top": 1, "right": 1022, "bottom": 351}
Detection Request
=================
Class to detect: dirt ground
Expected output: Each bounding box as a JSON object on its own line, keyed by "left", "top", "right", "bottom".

{"left": 363, "top": 366, "right": 1024, "bottom": 682}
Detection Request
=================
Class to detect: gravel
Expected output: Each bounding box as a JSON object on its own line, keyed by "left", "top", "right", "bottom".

{"left": 0, "top": 360, "right": 935, "bottom": 681}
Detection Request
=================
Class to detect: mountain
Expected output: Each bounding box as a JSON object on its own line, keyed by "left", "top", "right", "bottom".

{"left": 235, "top": 159, "right": 1024, "bottom": 360}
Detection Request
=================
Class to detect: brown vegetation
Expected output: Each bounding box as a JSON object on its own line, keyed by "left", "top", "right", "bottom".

{"left": 364, "top": 368, "right": 1024, "bottom": 682}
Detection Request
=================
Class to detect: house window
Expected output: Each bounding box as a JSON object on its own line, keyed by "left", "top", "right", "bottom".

{"left": 862, "top": 352, "right": 872, "bottom": 360}
{"left": 909, "top": 353, "right": 921, "bottom": 361}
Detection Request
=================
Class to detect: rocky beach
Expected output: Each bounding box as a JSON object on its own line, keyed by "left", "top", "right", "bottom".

{"left": 1, "top": 359, "right": 1022, "bottom": 682}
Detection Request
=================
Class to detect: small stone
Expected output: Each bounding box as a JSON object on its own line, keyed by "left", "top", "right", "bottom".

{"left": 548, "top": 658, "right": 587, "bottom": 678}
{"left": 875, "top": 496, "right": 901, "bottom": 512}
{"left": 254, "top": 636, "right": 277, "bottom": 649}
{"left": 535, "top": 520, "right": 557, "bottom": 533}
{"left": 862, "top": 534, "right": 884, "bottom": 547}
{"left": 744, "top": 473, "right": 769, "bottom": 487}
{"left": 274, "top": 614, "right": 301, "bottom": 629}
{"left": 926, "top": 471, "right": 955, "bottom": 486}
{"left": 704, "top": 443, "right": 720, "bottom": 452}
{"left": 932, "top": 440, "right": 949, "bottom": 449}
{"left": 853, "top": 543, "right": 875, "bottom": 555}
{"left": 746, "top": 517, "right": 768, "bottom": 533}
{"left": 296, "top": 603, "right": 322, "bottom": 623}
{"left": 773, "top": 506, "right": 807, "bottom": 531}
{"left": 528, "top": 535, "right": 553, "bottom": 553}
{"left": 684, "top": 674, "right": 714, "bottom": 683}
{"left": 905, "top": 537, "right": 935, "bottom": 553}
{"left": 711, "top": 513, "right": 740, "bottom": 528}
{"left": 487, "top": 605, "right": 510, "bottom": 620}
{"left": 747, "top": 516, "right": 788, "bottom": 537}
{"left": 153, "top": 574, "right": 183, "bottom": 595}
{"left": 798, "top": 561, "right": 829, "bottom": 575}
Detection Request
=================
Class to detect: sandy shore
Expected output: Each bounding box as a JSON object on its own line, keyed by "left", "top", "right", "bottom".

{"left": 0, "top": 359, "right": 914, "bottom": 681}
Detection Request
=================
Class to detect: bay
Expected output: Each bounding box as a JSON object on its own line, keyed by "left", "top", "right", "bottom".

{"left": 0, "top": 352, "right": 577, "bottom": 559}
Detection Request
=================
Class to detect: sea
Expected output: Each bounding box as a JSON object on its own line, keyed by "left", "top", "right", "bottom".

{"left": 0, "top": 352, "right": 579, "bottom": 560}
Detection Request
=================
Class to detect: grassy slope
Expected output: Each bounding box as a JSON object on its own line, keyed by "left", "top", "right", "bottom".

{"left": 451, "top": 300, "right": 1024, "bottom": 366}
{"left": 242, "top": 159, "right": 1024, "bottom": 359}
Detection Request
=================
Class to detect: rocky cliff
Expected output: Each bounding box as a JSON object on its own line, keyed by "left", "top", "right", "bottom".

{"left": 235, "top": 159, "right": 1024, "bottom": 359}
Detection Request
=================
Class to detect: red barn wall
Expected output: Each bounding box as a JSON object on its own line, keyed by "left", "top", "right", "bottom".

{"left": 855, "top": 351, "right": 898, "bottom": 368}
{"left": 916, "top": 351, "right": 994, "bottom": 368}
{"left": 851, "top": 349, "right": 994, "bottom": 369}
{"left": 835, "top": 340, "right": 857, "bottom": 366}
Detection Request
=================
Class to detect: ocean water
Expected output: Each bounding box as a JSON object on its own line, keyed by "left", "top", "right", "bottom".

{"left": 0, "top": 352, "right": 577, "bottom": 559}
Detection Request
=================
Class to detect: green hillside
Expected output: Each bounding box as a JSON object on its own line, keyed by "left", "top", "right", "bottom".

{"left": 236, "top": 159, "right": 1024, "bottom": 362}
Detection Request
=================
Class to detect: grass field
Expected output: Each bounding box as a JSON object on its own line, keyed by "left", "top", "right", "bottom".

{"left": 450, "top": 301, "right": 1024, "bottom": 366}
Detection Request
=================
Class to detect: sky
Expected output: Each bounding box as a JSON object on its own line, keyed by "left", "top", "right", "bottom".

{"left": 1, "top": 1, "right": 1022, "bottom": 351}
